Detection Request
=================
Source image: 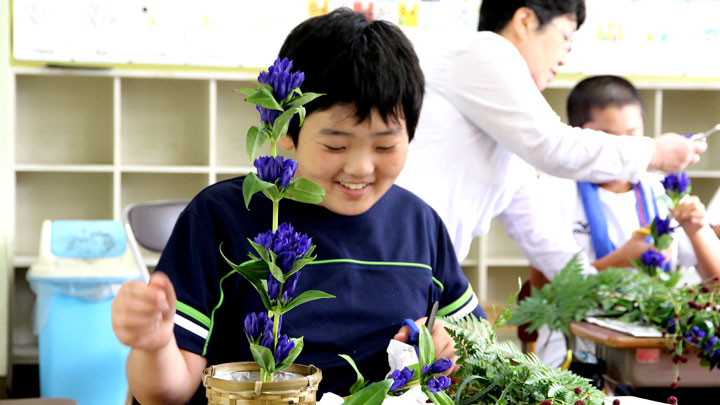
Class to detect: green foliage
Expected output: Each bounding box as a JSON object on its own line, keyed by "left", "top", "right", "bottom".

{"left": 446, "top": 315, "right": 606, "bottom": 405}
{"left": 343, "top": 380, "right": 393, "bottom": 405}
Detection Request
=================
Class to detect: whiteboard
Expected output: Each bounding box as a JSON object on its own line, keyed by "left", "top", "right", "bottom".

{"left": 12, "top": 0, "right": 720, "bottom": 78}
{"left": 11, "top": 0, "right": 481, "bottom": 68}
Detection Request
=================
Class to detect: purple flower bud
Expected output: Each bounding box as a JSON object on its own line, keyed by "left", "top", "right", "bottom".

{"left": 284, "top": 272, "right": 300, "bottom": 301}
{"left": 253, "top": 230, "right": 274, "bottom": 252}
{"left": 244, "top": 312, "right": 269, "bottom": 342}
{"left": 653, "top": 216, "right": 672, "bottom": 237}
{"left": 425, "top": 376, "right": 451, "bottom": 393}
{"left": 254, "top": 156, "right": 297, "bottom": 188}
{"left": 430, "top": 358, "right": 453, "bottom": 374}
{"left": 273, "top": 334, "right": 295, "bottom": 363}
{"left": 389, "top": 367, "right": 414, "bottom": 392}
{"left": 268, "top": 274, "right": 281, "bottom": 301}
{"left": 662, "top": 172, "right": 690, "bottom": 194}
{"left": 256, "top": 57, "right": 306, "bottom": 125}
{"left": 276, "top": 251, "right": 298, "bottom": 274}
{"left": 641, "top": 249, "right": 666, "bottom": 268}
{"left": 421, "top": 364, "right": 431, "bottom": 375}
{"left": 259, "top": 329, "right": 274, "bottom": 351}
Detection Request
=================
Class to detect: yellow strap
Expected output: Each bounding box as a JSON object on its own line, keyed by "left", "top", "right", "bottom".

{"left": 561, "top": 349, "right": 573, "bottom": 371}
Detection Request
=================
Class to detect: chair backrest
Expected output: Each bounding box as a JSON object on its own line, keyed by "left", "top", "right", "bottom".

{"left": 125, "top": 199, "right": 189, "bottom": 252}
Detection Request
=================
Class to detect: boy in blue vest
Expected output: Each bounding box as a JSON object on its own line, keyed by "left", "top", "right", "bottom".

{"left": 111, "top": 8, "right": 485, "bottom": 404}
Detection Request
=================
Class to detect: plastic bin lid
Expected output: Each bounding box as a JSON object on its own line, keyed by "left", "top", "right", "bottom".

{"left": 28, "top": 220, "right": 140, "bottom": 280}
{"left": 51, "top": 220, "right": 126, "bottom": 258}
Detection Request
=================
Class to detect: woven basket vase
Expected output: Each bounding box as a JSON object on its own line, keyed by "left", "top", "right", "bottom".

{"left": 202, "top": 362, "right": 322, "bottom": 405}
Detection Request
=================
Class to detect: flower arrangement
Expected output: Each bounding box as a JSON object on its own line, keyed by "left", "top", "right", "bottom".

{"left": 339, "top": 326, "right": 456, "bottom": 404}
{"left": 511, "top": 172, "right": 720, "bottom": 394}
{"left": 220, "top": 57, "right": 334, "bottom": 382}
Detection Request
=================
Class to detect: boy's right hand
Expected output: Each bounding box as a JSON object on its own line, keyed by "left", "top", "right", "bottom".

{"left": 616, "top": 230, "right": 656, "bottom": 266}
{"left": 111, "top": 271, "right": 177, "bottom": 352}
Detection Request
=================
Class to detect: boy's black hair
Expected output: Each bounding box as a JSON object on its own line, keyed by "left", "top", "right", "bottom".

{"left": 478, "top": 0, "right": 586, "bottom": 33}
{"left": 567, "top": 75, "right": 644, "bottom": 128}
{"left": 278, "top": 8, "right": 424, "bottom": 145}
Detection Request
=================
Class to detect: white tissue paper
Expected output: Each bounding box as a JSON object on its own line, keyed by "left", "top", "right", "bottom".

{"left": 317, "top": 339, "right": 429, "bottom": 404}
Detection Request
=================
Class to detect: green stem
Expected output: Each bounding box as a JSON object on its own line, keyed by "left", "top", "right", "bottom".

{"left": 271, "top": 139, "right": 278, "bottom": 158}
{"left": 272, "top": 200, "right": 279, "bottom": 231}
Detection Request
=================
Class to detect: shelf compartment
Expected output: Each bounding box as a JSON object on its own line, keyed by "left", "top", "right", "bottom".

{"left": 120, "top": 78, "right": 210, "bottom": 166}
{"left": 486, "top": 265, "right": 530, "bottom": 304}
{"left": 485, "top": 220, "right": 525, "bottom": 263}
{"left": 120, "top": 173, "right": 209, "bottom": 213}
{"left": 686, "top": 177, "right": 720, "bottom": 204}
{"left": 662, "top": 90, "right": 720, "bottom": 171}
{"left": 215, "top": 80, "right": 295, "bottom": 168}
{"left": 14, "top": 172, "right": 113, "bottom": 258}
{"left": 15, "top": 75, "right": 113, "bottom": 165}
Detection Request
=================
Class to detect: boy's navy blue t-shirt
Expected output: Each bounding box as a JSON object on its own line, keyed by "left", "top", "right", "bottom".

{"left": 157, "top": 176, "right": 485, "bottom": 403}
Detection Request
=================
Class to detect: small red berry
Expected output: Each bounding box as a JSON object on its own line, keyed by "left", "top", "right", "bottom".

{"left": 671, "top": 382, "right": 678, "bottom": 389}
{"left": 540, "top": 400, "right": 551, "bottom": 405}
{"left": 574, "top": 401, "right": 585, "bottom": 405}
{"left": 667, "top": 395, "right": 678, "bottom": 404}
{"left": 613, "top": 400, "right": 621, "bottom": 405}
{"left": 573, "top": 387, "right": 582, "bottom": 395}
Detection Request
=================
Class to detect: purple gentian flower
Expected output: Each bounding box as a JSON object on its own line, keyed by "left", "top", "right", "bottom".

{"left": 653, "top": 216, "right": 672, "bottom": 236}
{"left": 430, "top": 358, "right": 453, "bottom": 374}
{"left": 254, "top": 156, "right": 297, "bottom": 188}
{"left": 274, "top": 334, "right": 295, "bottom": 363}
{"left": 662, "top": 172, "right": 690, "bottom": 194}
{"left": 256, "top": 57, "right": 305, "bottom": 125}
{"left": 389, "top": 367, "right": 414, "bottom": 392}
{"left": 260, "top": 329, "right": 274, "bottom": 351}
{"left": 253, "top": 230, "right": 274, "bottom": 252}
{"left": 421, "top": 364, "right": 431, "bottom": 375}
{"left": 641, "top": 249, "right": 666, "bottom": 268}
{"left": 244, "top": 312, "right": 269, "bottom": 342}
{"left": 692, "top": 326, "right": 707, "bottom": 339}
{"left": 666, "top": 317, "right": 677, "bottom": 334}
{"left": 268, "top": 274, "right": 282, "bottom": 301}
{"left": 282, "top": 272, "right": 300, "bottom": 304}
{"left": 276, "top": 251, "right": 298, "bottom": 274}
{"left": 705, "top": 336, "right": 718, "bottom": 353}
{"left": 425, "top": 376, "right": 451, "bottom": 394}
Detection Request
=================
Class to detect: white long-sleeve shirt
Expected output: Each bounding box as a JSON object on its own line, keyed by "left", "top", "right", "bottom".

{"left": 397, "top": 31, "right": 653, "bottom": 277}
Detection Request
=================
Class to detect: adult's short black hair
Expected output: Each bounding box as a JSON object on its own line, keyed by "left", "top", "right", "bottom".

{"left": 278, "top": 8, "right": 424, "bottom": 145}
{"left": 566, "top": 75, "right": 644, "bottom": 128}
{"left": 478, "top": 0, "right": 586, "bottom": 33}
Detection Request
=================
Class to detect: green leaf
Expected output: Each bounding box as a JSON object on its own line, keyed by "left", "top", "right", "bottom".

{"left": 418, "top": 324, "right": 435, "bottom": 367}
{"left": 297, "top": 106, "right": 306, "bottom": 127}
{"left": 655, "top": 234, "right": 673, "bottom": 251}
{"left": 233, "top": 88, "right": 257, "bottom": 96}
{"left": 282, "top": 290, "right": 335, "bottom": 314}
{"left": 428, "top": 390, "right": 454, "bottom": 405}
{"left": 276, "top": 337, "right": 304, "bottom": 371}
{"left": 261, "top": 185, "right": 283, "bottom": 202}
{"left": 270, "top": 107, "right": 302, "bottom": 141}
{"left": 289, "top": 92, "right": 324, "bottom": 108}
{"left": 246, "top": 126, "right": 267, "bottom": 162}
{"left": 249, "top": 343, "right": 276, "bottom": 373}
{"left": 247, "top": 238, "right": 271, "bottom": 263}
{"left": 242, "top": 172, "right": 275, "bottom": 209}
{"left": 218, "top": 248, "right": 272, "bottom": 310}
{"left": 343, "top": 379, "right": 392, "bottom": 405}
{"left": 339, "top": 354, "right": 366, "bottom": 394}
{"left": 284, "top": 178, "right": 325, "bottom": 204}
{"left": 246, "top": 88, "right": 283, "bottom": 111}
{"left": 267, "top": 260, "right": 284, "bottom": 283}
{"left": 255, "top": 82, "right": 274, "bottom": 93}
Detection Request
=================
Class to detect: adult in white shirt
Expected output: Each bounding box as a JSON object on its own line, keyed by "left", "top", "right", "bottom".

{"left": 396, "top": 0, "right": 706, "bottom": 282}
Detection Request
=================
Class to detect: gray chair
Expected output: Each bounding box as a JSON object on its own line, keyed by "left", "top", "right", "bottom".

{"left": 124, "top": 199, "right": 189, "bottom": 283}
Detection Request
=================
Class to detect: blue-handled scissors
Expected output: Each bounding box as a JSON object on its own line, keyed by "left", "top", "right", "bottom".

{"left": 403, "top": 300, "right": 439, "bottom": 346}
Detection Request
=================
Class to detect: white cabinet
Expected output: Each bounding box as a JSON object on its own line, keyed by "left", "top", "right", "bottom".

{"left": 470, "top": 80, "right": 720, "bottom": 307}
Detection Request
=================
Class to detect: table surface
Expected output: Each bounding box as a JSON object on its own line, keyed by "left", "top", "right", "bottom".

{"left": 570, "top": 321, "right": 667, "bottom": 349}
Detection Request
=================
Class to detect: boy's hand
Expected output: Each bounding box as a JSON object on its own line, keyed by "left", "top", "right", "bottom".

{"left": 649, "top": 133, "right": 706, "bottom": 173}
{"left": 672, "top": 195, "right": 708, "bottom": 237}
{"left": 111, "top": 271, "right": 177, "bottom": 352}
{"left": 393, "top": 317, "right": 459, "bottom": 376}
{"left": 616, "top": 230, "right": 656, "bottom": 266}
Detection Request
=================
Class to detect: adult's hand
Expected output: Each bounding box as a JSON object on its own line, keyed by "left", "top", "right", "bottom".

{"left": 649, "top": 133, "right": 707, "bottom": 173}
{"left": 394, "top": 317, "right": 459, "bottom": 376}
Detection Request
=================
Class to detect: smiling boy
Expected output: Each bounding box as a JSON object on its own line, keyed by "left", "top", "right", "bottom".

{"left": 111, "top": 8, "right": 484, "bottom": 404}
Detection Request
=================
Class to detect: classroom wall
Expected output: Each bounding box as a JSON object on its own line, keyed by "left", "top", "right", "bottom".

{"left": 1, "top": 0, "right": 11, "bottom": 378}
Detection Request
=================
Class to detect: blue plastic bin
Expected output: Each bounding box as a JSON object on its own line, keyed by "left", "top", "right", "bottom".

{"left": 28, "top": 220, "right": 141, "bottom": 405}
